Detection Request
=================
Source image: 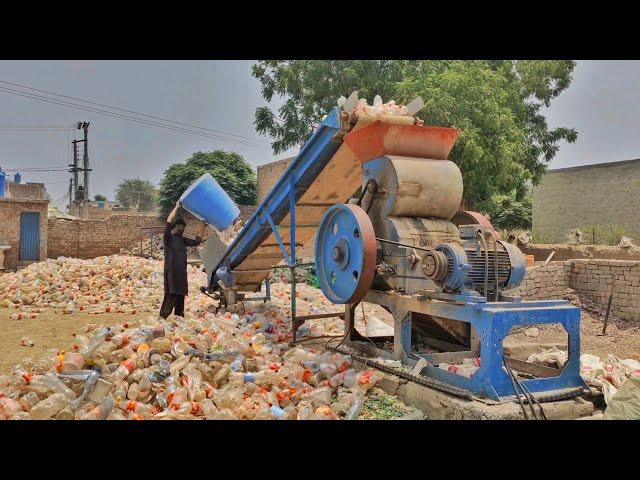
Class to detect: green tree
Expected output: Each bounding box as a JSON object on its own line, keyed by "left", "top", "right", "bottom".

{"left": 485, "top": 192, "right": 532, "bottom": 234}
{"left": 115, "top": 178, "right": 157, "bottom": 212}
{"left": 158, "top": 151, "right": 257, "bottom": 217}
{"left": 94, "top": 194, "right": 107, "bottom": 202}
{"left": 253, "top": 60, "right": 577, "bottom": 210}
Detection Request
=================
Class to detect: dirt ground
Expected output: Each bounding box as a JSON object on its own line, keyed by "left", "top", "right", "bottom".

{"left": 0, "top": 285, "right": 637, "bottom": 376}
{"left": 0, "top": 310, "right": 136, "bottom": 375}
{"left": 506, "top": 308, "right": 640, "bottom": 361}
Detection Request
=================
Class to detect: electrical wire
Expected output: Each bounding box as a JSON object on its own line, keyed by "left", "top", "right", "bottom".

{"left": 0, "top": 83, "right": 272, "bottom": 150}
{"left": 518, "top": 380, "right": 548, "bottom": 420}
{"left": 503, "top": 357, "right": 530, "bottom": 420}
{"left": 0, "top": 80, "right": 272, "bottom": 145}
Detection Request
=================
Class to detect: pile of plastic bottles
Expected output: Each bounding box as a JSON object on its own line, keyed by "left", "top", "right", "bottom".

{"left": 0, "top": 255, "right": 207, "bottom": 317}
{"left": 337, "top": 95, "right": 410, "bottom": 117}
{"left": 0, "top": 301, "right": 383, "bottom": 420}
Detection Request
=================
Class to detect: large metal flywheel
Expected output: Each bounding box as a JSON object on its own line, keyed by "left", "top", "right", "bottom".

{"left": 314, "top": 204, "right": 376, "bottom": 304}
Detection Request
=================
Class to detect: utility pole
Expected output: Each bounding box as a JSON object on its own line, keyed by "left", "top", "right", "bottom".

{"left": 69, "top": 138, "right": 80, "bottom": 213}
{"left": 68, "top": 121, "right": 92, "bottom": 217}
{"left": 80, "top": 122, "right": 91, "bottom": 220}
{"left": 82, "top": 122, "right": 90, "bottom": 202}
{"left": 68, "top": 178, "right": 73, "bottom": 210}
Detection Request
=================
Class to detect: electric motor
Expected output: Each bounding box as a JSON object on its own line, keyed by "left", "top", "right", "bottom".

{"left": 421, "top": 225, "right": 526, "bottom": 295}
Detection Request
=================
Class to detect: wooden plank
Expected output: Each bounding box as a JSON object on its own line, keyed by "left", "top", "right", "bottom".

{"left": 505, "top": 357, "right": 562, "bottom": 378}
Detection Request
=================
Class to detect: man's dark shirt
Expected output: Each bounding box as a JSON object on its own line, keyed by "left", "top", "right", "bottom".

{"left": 163, "top": 222, "right": 202, "bottom": 296}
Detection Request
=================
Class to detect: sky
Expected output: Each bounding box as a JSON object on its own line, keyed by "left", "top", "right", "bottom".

{"left": 0, "top": 60, "right": 638, "bottom": 208}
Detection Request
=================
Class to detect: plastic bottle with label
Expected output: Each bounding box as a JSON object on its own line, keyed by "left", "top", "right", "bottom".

{"left": 112, "top": 357, "right": 136, "bottom": 382}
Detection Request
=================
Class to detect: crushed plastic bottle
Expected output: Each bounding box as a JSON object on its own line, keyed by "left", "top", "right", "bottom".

{"left": 0, "top": 255, "right": 398, "bottom": 420}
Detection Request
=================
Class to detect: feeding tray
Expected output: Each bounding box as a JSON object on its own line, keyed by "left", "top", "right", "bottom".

{"left": 344, "top": 120, "right": 460, "bottom": 164}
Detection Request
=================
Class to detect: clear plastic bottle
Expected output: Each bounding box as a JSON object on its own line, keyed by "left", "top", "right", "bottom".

{"left": 345, "top": 393, "right": 364, "bottom": 420}
{"left": 138, "top": 375, "right": 152, "bottom": 401}
{"left": 79, "top": 327, "right": 111, "bottom": 357}
{"left": 19, "top": 391, "right": 41, "bottom": 411}
{"left": 230, "top": 354, "right": 245, "bottom": 372}
{"left": 30, "top": 392, "right": 68, "bottom": 420}
{"left": 112, "top": 357, "right": 136, "bottom": 382}
{"left": 296, "top": 401, "right": 313, "bottom": 420}
{"left": 200, "top": 398, "right": 219, "bottom": 419}
{"left": 120, "top": 399, "right": 155, "bottom": 418}
{"left": 80, "top": 396, "right": 115, "bottom": 420}
{"left": 213, "top": 364, "right": 231, "bottom": 384}
{"left": 40, "top": 372, "right": 77, "bottom": 400}
{"left": 127, "top": 382, "right": 140, "bottom": 400}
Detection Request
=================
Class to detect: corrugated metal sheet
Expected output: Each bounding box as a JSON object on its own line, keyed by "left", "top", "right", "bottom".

{"left": 19, "top": 212, "right": 40, "bottom": 261}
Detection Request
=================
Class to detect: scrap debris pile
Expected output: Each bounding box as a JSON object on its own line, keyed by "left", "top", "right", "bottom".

{"left": 338, "top": 94, "right": 413, "bottom": 117}
{"left": 0, "top": 254, "right": 392, "bottom": 420}
{"left": 526, "top": 347, "right": 640, "bottom": 405}
{"left": 0, "top": 305, "right": 385, "bottom": 420}
{"left": 0, "top": 256, "right": 208, "bottom": 317}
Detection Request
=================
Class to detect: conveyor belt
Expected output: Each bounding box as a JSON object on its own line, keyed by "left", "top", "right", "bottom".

{"left": 207, "top": 108, "right": 428, "bottom": 293}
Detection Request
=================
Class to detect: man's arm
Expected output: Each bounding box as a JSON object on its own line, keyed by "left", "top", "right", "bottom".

{"left": 167, "top": 201, "right": 180, "bottom": 224}
{"left": 164, "top": 201, "right": 180, "bottom": 245}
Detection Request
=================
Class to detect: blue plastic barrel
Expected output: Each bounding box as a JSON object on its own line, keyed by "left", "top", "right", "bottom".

{"left": 0, "top": 170, "right": 5, "bottom": 197}
{"left": 179, "top": 173, "right": 240, "bottom": 230}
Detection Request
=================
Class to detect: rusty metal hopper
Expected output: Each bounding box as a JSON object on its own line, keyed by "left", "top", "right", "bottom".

{"left": 344, "top": 121, "right": 460, "bottom": 164}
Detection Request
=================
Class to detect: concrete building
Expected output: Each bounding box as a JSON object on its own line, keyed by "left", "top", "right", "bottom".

{"left": 533, "top": 159, "right": 640, "bottom": 244}
{"left": 0, "top": 179, "right": 49, "bottom": 270}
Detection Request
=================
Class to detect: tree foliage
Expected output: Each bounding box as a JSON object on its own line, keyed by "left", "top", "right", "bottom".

{"left": 486, "top": 192, "right": 532, "bottom": 233}
{"left": 158, "top": 151, "right": 257, "bottom": 218}
{"left": 94, "top": 194, "right": 107, "bottom": 202}
{"left": 252, "top": 60, "right": 577, "bottom": 210}
{"left": 115, "top": 178, "right": 157, "bottom": 212}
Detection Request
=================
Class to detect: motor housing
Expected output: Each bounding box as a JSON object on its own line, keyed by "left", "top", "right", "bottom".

{"left": 422, "top": 225, "right": 526, "bottom": 295}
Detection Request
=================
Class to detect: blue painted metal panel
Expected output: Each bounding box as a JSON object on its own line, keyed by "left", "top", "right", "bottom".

{"left": 413, "top": 300, "right": 587, "bottom": 400}
{"left": 19, "top": 212, "right": 40, "bottom": 261}
{"left": 209, "top": 107, "right": 342, "bottom": 288}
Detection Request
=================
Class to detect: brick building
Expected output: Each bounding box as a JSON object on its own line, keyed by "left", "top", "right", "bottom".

{"left": 48, "top": 214, "right": 165, "bottom": 259}
{"left": 0, "top": 180, "right": 49, "bottom": 270}
{"left": 256, "top": 156, "right": 294, "bottom": 202}
{"left": 532, "top": 159, "right": 640, "bottom": 243}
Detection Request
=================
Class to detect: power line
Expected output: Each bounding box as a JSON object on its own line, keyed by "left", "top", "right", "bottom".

{"left": 0, "top": 80, "right": 271, "bottom": 145}
{"left": 0, "top": 82, "right": 273, "bottom": 150}
{"left": 0, "top": 85, "right": 270, "bottom": 150}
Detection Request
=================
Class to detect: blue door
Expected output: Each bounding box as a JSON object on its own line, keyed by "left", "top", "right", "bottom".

{"left": 19, "top": 212, "right": 40, "bottom": 261}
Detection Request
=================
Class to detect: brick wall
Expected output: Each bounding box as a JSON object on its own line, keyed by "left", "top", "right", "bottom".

{"left": 256, "top": 157, "right": 294, "bottom": 202}
{"left": 239, "top": 204, "right": 256, "bottom": 222}
{"left": 522, "top": 243, "right": 640, "bottom": 262}
{"left": 0, "top": 198, "right": 49, "bottom": 269}
{"left": 5, "top": 182, "right": 46, "bottom": 200}
{"left": 533, "top": 159, "right": 640, "bottom": 243}
{"left": 569, "top": 259, "right": 640, "bottom": 321}
{"left": 505, "top": 259, "right": 640, "bottom": 321}
{"left": 505, "top": 262, "right": 571, "bottom": 300}
{"left": 68, "top": 204, "right": 160, "bottom": 220}
{"left": 48, "top": 214, "right": 164, "bottom": 259}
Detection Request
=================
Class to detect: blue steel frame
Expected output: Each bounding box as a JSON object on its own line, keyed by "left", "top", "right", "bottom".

{"left": 208, "top": 107, "right": 343, "bottom": 291}
{"left": 363, "top": 291, "right": 588, "bottom": 401}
